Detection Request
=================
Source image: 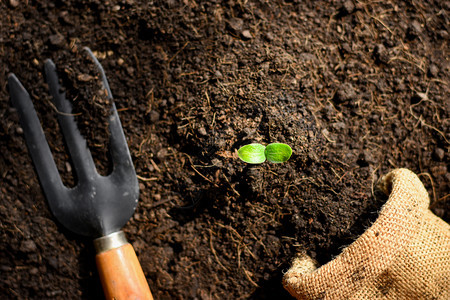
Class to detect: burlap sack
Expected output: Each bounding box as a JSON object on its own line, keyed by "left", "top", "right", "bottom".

{"left": 283, "top": 168, "right": 450, "bottom": 299}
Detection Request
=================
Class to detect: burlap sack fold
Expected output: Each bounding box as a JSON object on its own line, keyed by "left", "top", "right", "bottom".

{"left": 283, "top": 168, "right": 450, "bottom": 299}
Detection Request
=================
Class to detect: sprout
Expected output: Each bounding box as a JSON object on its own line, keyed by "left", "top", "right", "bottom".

{"left": 238, "top": 143, "right": 266, "bottom": 164}
{"left": 265, "top": 143, "right": 292, "bottom": 163}
{"left": 238, "top": 143, "right": 292, "bottom": 164}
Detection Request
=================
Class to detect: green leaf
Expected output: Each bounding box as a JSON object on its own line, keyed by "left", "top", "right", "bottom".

{"left": 238, "top": 143, "right": 266, "bottom": 164}
{"left": 265, "top": 143, "right": 292, "bottom": 163}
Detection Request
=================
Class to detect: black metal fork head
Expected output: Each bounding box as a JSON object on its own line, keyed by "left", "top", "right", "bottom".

{"left": 8, "top": 47, "right": 139, "bottom": 238}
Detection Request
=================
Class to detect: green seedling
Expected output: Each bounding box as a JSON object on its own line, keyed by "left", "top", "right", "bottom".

{"left": 238, "top": 143, "right": 266, "bottom": 164}
{"left": 238, "top": 143, "right": 292, "bottom": 164}
{"left": 265, "top": 143, "right": 293, "bottom": 163}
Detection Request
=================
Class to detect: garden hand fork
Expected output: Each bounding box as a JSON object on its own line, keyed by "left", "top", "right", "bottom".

{"left": 8, "top": 47, "right": 153, "bottom": 300}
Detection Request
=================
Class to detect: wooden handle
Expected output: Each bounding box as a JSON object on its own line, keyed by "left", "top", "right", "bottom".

{"left": 96, "top": 243, "right": 153, "bottom": 300}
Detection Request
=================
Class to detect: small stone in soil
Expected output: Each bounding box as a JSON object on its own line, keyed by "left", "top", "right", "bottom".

{"left": 198, "top": 127, "right": 207, "bottom": 136}
{"left": 241, "top": 30, "right": 252, "bottom": 39}
{"left": 433, "top": 148, "right": 445, "bottom": 161}
{"left": 149, "top": 110, "right": 160, "bottom": 123}
{"left": 406, "top": 20, "right": 423, "bottom": 39}
{"left": 157, "top": 148, "right": 168, "bottom": 160}
{"left": 342, "top": 0, "right": 355, "bottom": 14}
{"left": 335, "top": 83, "right": 356, "bottom": 103}
{"left": 49, "top": 34, "right": 64, "bottom": 46}
{"left": 47, "top": 257, "right": 58, "bottom": 269}
{"left": 373, "top": 44, "right": 389, "bottom": 64}
{"left": 428, "top": 64, "right": 439, "bottom": 77}
{"left": 9, "top": 0, "right": 19, "bottom": 8}
{"left": 20, "top": 240, "right": 37, "bottom": 253}
{"left": 77, "top": 74, "right": 94, "bottom": 82}
{"left": 227, "top": 18, "right": 243, "bottom": 34}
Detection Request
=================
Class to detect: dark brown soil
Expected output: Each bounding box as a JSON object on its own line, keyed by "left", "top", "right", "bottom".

{"left": 56, "top": 49, "right": 115, "bottom": 177}
{"left": 1, "top": 1, "right": 448, "bottom": 299}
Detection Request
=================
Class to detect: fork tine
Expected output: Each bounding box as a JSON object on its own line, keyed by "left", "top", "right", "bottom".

{"left": 44, "top": 59, "right": 97, "bottom": 182}
{"left": 8, "top": 73, "right": 67, "bottom": 196}
{"left": 83, "top": 47, "right": 137, "bottom": 179}
{"left": 109, "top": 104, "right": 137, "bottom": 179}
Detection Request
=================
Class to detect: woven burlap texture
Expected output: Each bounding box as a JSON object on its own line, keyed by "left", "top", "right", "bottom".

{"left": 283, "top": 168, "right": 450, "bottom": 300}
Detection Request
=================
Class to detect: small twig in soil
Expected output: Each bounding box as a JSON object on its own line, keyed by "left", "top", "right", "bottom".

{"left": 133, "top": 53, "right": 140, "bottom": 75}
{"left": 321, "top": 128, "right": 336, "bottom": 143}
{"left": 249, "top": 228, "right": 270, "bottom": 256}
{"left": 280, "top": 64, "right": 290, "bottom": 83}
{"left": 371, "top": 15, "right": 394, "bottom": 35}
{"left": 168, "top": 41, "right": 190, "bottom": 64}
{"left": 388, "top": 159, "right": 398, "bottom": 169}
{"left": 337, "top": 169, "right": 352, "bottom": 184}
{"left": 371, "top": 164, "right": 381, "bottom": 198}
{"left": 147, "top": 198, "right": 172, "bottom": 209}
{"left": 243, "top": 268, "right": 259, "bottom": 287}
{"left": 178, "top": 71, "right": 198, "bottom": 77}
{"left": 136, "top": 175, "right": 158, "bottom": 182}
{"left": 327, "top": 186, "right": 339, "bottom": 196}
{"left": 137, "top": 130, "right": 151, "bottom": 157}
{"left": 190, "top": 164, "right": 218, "bottom": 187}
{"left": 46, "top": 99, "right": 82, "bottom": 116}
{"left": 211, "top": 111, "right": 216, "bottom": 128}
{"left": 418, "top": 172, "right": 437, "bottom": 207}
{"left": 13, "top": 224, "right": 25, "bottom": 237}
{"left": 388, "top": 56, "right": 426, "bottom": 73}
{"left": 217, "top": 223, "right": 257, "bottom": 261}
{"left": 208, "top": 229, "right": 229, "bottom": 272}
{"left": 330, "top": 166, "right": 342, "bottom": 180}
{"left": 150, "top": 158, "right": 162, "bottom": 173}
{"left": 429, "top": 194, "right": 450, "bottom": 210}
{"left": 409, "top": 102, "right": 449, "bottom": 144}
{"left": 221, "top": 172, "right": 240, "bottom": 197}
{"left": 204, "top": 90, "right": 211, "bottom": 108}
{"left": 185, "top": 154, "right": 219, "bottom": 187}
{"left": 237, "top": 242, "right": 242, "bottom": 269}
{"left": 252, "top": 205, "right": 274, "bottom": 218}
{"left": 8, "top": 288, "right": 20, "bottom": 298}
{"left": 334, "top": 158, "right": 350, "bottom": 168}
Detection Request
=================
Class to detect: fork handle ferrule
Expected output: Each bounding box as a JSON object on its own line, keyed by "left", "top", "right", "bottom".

{"left": 94, "top": 231, "right": 128, "bottom": 254}
{"left": 94, "top": 231, "right": 153, "bottom": 299}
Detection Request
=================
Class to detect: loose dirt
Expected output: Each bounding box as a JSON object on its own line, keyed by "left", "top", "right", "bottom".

{"left": 1, "top": 1, "right": 448, "bottom": 299}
